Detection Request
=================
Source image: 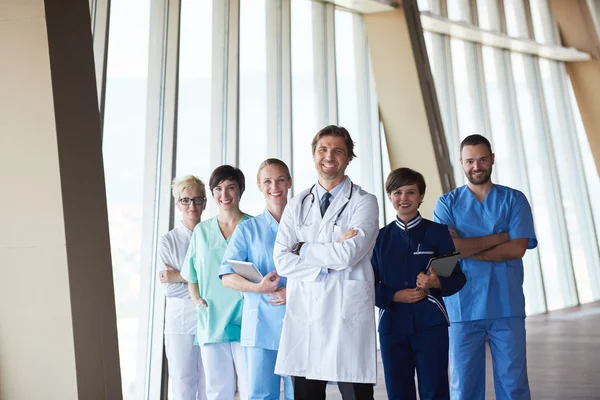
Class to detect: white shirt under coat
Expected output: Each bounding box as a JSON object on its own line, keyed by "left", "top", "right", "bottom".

{"left": 159, "top": 224, "right": 197, "bottom": 335}
{"left": 273, "top": 176, "right": 380, "bottom": 384}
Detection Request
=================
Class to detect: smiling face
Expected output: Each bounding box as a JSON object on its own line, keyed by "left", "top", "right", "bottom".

{"left": 461, "top": 144, "right": 494, "bottom": 186}
{"left": 313, "top": 135, "right": 351, "bottom": 188}
{"left": 388, "top": 183, "right": 424, "bottom": 222}
{"left": 212, "top": 179, "right": 241, "bottom": 212}
{"left": 176, "top": 187, "right": 205, "bottom": 225}
{"left": 257, "top": 164, "right": 292, "bottom": 209}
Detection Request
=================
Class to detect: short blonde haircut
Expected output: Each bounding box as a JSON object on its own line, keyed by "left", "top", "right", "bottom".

{"left": 171, "top": 175, "right": 206, "bottom": 201}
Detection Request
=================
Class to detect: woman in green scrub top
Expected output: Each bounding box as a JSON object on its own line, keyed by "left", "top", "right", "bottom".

{"left": 181, "top": 165, "right": 252, "bottom": 400}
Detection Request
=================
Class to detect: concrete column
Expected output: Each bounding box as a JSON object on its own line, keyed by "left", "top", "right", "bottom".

{"left": 0, "top": 0, "right": 122, "bottom": 398}
{"left": 550, "top": 0, "right": 600, "bottom": 174}
{"left": 364, "top": 0, "right": 454, "bottom": 217}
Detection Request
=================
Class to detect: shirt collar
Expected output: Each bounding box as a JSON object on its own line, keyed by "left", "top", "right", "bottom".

{"left": 316, "top": 176, "right": 347, "bottom": 202}
{"left": 395, "top": 213, "right": 422, "bottom": 231}
{"left": 262, "top": 208, "right": 279, "bottom": 230}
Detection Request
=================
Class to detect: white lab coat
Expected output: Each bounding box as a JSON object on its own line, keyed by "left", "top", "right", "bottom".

{"left": 273, "top": 177, "right": 379, "bottom": 384}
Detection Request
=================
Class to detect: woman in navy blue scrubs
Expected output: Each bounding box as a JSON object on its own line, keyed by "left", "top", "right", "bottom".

{"left": 372, "top": 168, "right": 466, "bottom": 400}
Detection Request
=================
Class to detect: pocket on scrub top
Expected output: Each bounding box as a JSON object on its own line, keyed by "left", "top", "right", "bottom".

{"left": 341, "top": 280, "right": 374, "bottom": 321}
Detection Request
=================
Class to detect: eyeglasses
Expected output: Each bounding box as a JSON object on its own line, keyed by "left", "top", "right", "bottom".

{"left": 179, "top": 196, "right": 205, "bottom": 206}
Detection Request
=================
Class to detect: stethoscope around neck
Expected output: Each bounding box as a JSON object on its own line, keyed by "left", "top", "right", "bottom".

{"left": 296, "top": 181, "right": 354, "bottom": 227}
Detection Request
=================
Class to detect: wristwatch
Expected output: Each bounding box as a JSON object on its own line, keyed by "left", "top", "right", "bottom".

{"left": 291, "top": 242, "right": 305, "bottom": 256}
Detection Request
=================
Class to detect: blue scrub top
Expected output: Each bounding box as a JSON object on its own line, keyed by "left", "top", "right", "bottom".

{"left": 433, "top": 184, "right": 537, "bottom": 322}
{"left": 219, "top": 209, "right": 287, "bottom": 350}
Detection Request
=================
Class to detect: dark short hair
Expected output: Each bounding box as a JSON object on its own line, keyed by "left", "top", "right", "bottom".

{"left": 385, "top": 168, "right": 426, "bottom": 196}
{"left": 256, "top": 158, "right": 291, "bottom": 181}
{"left": 311, "top": 125, "right": 356, "bottom": 161}
{"left": 460, "top": 134, "right": 493, "bottom": 156}
{"left": 209, "top": 165, "right": 245, "bottom": 196}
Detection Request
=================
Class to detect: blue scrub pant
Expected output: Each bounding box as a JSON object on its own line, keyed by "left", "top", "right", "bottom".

{"left": 380, "top": 324, "right": 450, "bottom": 400}
{"left": 244, "top": 347, "right": 293, "bottom": 400}
{"left": 449, "top": 317, "right": 530, "bottom": 400}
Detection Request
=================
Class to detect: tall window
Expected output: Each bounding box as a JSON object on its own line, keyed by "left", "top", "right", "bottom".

{"left": 239, "top": 0, "right": 268, "bottom": 216}
{"left": 102, "top": 0, "right": 151, "bottom": 397}
{"left": 175, "top": 0, "right": 213, "bottom": 212}
{"left": 291, "top": 0, "right": 322, "bottom": 192}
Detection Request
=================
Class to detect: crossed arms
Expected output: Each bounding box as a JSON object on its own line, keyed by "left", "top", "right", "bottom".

{"left": 448, "top": 229, "right": 528, "bottom": 261}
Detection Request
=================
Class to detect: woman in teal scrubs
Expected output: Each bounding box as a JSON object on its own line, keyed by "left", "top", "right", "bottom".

{"left": 181, "top": 165, "right": 252, "bottom": 400}
{"left": 220, "top": 158, "right": 295, "bottom": 400}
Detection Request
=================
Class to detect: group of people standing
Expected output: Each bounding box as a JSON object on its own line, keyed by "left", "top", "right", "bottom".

{"left": 158, "top": 125, "right": 538, "bottom": 400}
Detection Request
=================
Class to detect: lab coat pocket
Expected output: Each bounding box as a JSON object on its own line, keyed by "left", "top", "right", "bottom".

{"left": 333, "top": 224, "right": 344, "bottom": 242}
{"left": 341, "top": 280, "right": 374, "bottom": 321}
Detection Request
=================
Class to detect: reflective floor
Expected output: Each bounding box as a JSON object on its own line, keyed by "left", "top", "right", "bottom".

{"left": 326, "top": 302, "right": 600, "bottom": 399}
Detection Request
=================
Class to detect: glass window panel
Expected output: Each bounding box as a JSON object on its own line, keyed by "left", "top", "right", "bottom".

{"left": 335, "top": 9, "right": 363, "bottom": 183}
{"left": 425, "top": 32, "right": 461, "bottom": 184}
{"left": 511, "top": 53, "right": 576, "bottom": 310}
{"left": 569, "top": 81, "right": 600, "bottom": 281}
{"left": 102, "top": 0, "right": 151, "bottom": 397}
{"left": 291, "top": 0, "right": 321, "bottom": 193}
{"left": 504, "top": 0, "right": 531, "bottom": 38}
{"left": 476, "top": 0, "right": 501, "bottom": 31}
{"left": 449, "top": 39, "right": 485, "bottom": 168}
{"left": 176, "top": 0, "right": 213, "bottom": 215}
{"left": 528, "top": 0, "right": 558, "bottom": 44}
{"left": 539, "top": 59, "right": 600, "bottom": 303}
{"left": 239, "top": 0, "right": 268, "bottom": 216}
{"left": 480, "top": 45, "right": 546, "bottom": 314}
{"left": 447, "top": 0, "right": 473, "bottom": 22}
{"left": 417, "top": 0, "right": 431, "bottom": 12}
{"left": 380, "top": 122, "right": 396, "bottom": 225}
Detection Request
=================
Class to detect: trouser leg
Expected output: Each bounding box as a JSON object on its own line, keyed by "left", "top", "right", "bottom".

{"left": 292, "top": 377, "right": 327, "bottom": 400}
{"left": 337, "top": 382, "right": 374, "bottom": 400}
{"left": 165, "top": 334, "right": 202, "bottom": 400}
{"left": 448, "top": 320, "right": 487, "bottom": 400}
{"left": 487, "top": 317, "right": 531, "bottom": 400}
{"left": 244, "top": 347, "right": 281, "bottom": 400}
{"left": 231, "top": 342, "right": 249, "bottom": 400}
{"left": 283, "top": 375, "right": 294, "bottom": 400}
{"left": 379, "top": 332, "right": 417, "bottom": 400}
{"left": 200, "top": 343, "right": 235, "bottom": 400}
{"left": 412, "top": 324, "right": 450, "bottom": 400}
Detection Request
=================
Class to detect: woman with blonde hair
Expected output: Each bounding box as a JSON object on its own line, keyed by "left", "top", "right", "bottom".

{"left": 219, "top": 158, "right": 294, "bottom": 400}
{"left": 181, "top": 165, "right": 252, "bottom": 400}
{"left": 158, "top": 175, "right": 207, "bottom": 400}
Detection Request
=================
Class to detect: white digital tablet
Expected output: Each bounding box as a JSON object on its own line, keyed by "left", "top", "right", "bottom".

{"left": 226, "top": 260, "right": 264, "bottom": 283}
{"left": 425, "top": 252, "right": 462, "bottom": 277}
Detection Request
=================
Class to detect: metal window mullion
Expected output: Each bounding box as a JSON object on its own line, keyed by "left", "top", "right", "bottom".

{"left": 90, "top": 0, "right": 111, "bottom": 136}
{"left": 266, "top": 0, "right": 292, "bottom": 164}
{"left": 137, "top": 0, "right": 182, "bottom": 399}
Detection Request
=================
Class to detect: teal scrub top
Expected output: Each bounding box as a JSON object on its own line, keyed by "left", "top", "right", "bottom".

{"left": 434, "top": 184, "right": 537, "bottom": 322}
{"left": 181, "top": 214, "right": 252, "bottom": 345}
{"left": 219, "top": 209, "right": 287, "bottom": 350}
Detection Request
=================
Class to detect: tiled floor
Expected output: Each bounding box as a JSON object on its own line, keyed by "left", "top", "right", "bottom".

{"left": 323, "top": 302, "right": 600, "bottom": 399}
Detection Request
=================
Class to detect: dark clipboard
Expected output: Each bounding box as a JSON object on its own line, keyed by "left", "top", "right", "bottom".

{"left": 425, "top": 252, "right": 461, "bottom": 277}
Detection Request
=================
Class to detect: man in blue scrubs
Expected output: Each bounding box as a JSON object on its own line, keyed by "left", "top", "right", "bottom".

{"left": 433, "top": 134, "right": 537, "bottom": 400}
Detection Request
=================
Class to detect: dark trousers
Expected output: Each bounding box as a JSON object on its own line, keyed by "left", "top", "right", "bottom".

{"left": 379, "top": 324, "right": 450, "bottom": 400}
{"left": 293, "top": 376, "right": 374, "bottom": 400}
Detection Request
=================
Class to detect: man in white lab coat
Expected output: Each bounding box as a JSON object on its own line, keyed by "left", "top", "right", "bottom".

{"left": 274, "top": 125, "right": 379, "bottom": 400}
